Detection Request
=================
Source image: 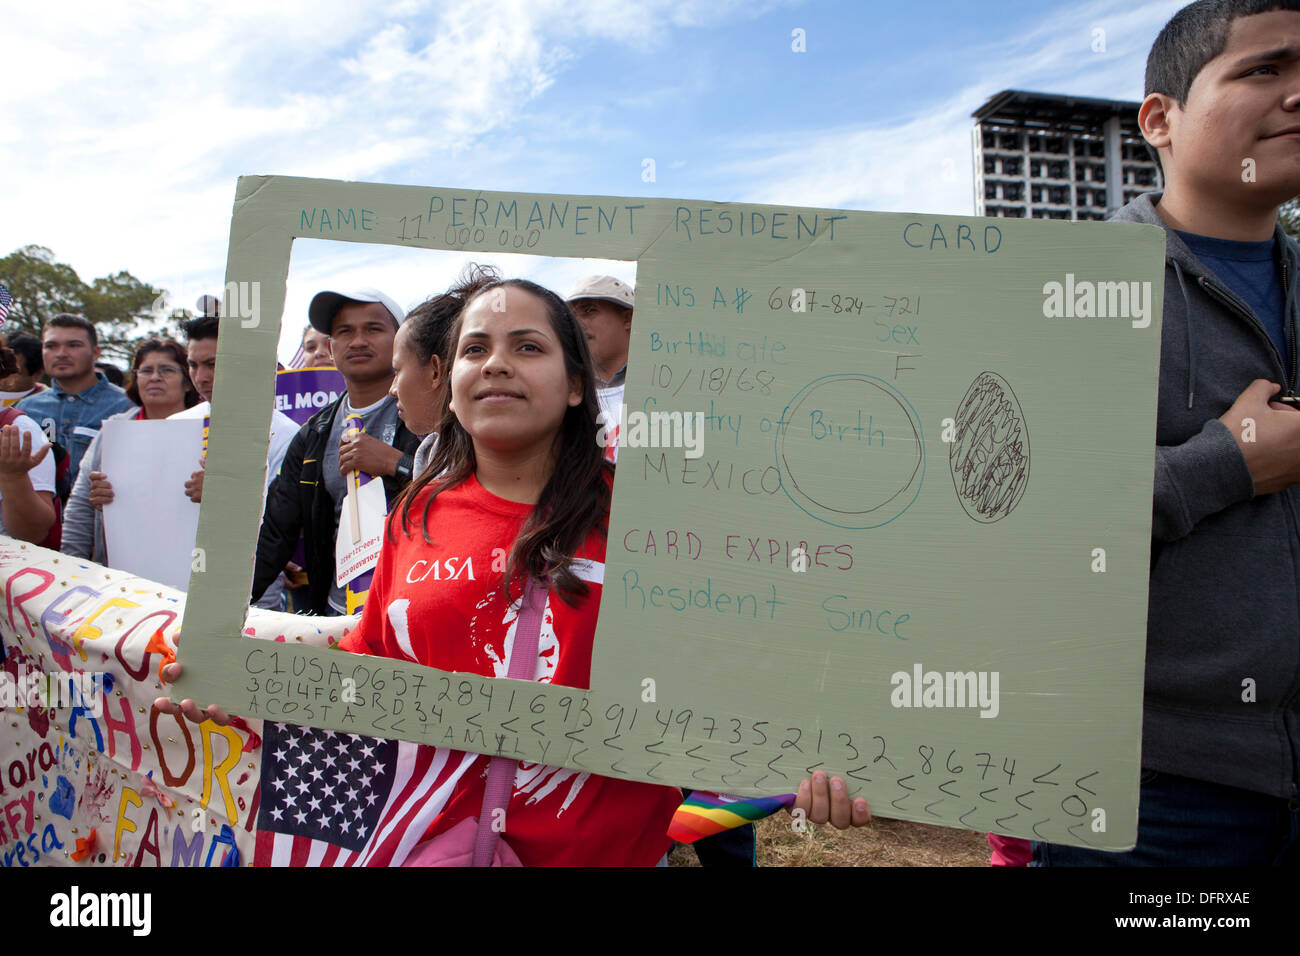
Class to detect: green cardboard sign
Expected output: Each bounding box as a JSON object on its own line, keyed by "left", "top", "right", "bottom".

{"left": 174, "top": 176, "right": 1164, "bottom": 849}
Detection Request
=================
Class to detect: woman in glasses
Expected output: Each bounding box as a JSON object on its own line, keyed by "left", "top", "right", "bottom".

{"left": 62, "top": 338, "right": 199, "bottom": 563}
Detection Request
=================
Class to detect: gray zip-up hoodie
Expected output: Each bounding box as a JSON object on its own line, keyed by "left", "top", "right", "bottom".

{"left": 1112, "top": 192, "right": 1300, "bottom": 803}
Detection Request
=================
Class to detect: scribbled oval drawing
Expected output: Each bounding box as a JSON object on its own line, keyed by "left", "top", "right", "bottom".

{"left": 776, "top": 373, "right": 924, "bottom": 530}
{"left": 949, "top": 371, "right": 1030, "bottom": 523}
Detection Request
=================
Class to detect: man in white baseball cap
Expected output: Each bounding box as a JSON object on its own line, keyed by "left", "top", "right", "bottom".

{"left": 305, "top": 288, "right": 405, "bottom": 409}
{"left": 566, "top": 275, "right": 633, "bottom": 390}
{"left": 252, "top": 285, "right": 421, "bottom": 616}
{"left": 307, "top": 287, "right": 405, "bottom": 334}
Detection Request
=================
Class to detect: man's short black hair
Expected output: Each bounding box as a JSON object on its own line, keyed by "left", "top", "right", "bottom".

{"left": 45, "top": 313, "right": 98, "bottom": 348}
{"left": 1147, "top": 0, "right": 1300, "bottom": 104}
{"left": 96, "top": 362, "right": 125, "bottom": 387}
{"left": 405, "top": 263, "right": 503, "bottom": 367}
{"left": 5, "top": 331, "right": 43, "bottom": 376}
{"left": 180, "top": 314, "right": 219, "bottom": 343}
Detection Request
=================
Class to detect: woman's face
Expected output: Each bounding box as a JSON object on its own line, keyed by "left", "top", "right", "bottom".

{"left": 448, "top": 286, "right": 582, "bottom": 456}
{"left": 134, "top": 349, "right": 187, "bottom": 413}
{"left": 301, "top": 327, "right": 333, "bottom": 367}
{"left": 389, "top": 322, "right": 442, "bottom": 436}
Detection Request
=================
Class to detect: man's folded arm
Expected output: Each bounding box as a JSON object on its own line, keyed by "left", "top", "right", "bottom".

{"left": 1152, "top": 418, "right": 1256, "bottom": 543}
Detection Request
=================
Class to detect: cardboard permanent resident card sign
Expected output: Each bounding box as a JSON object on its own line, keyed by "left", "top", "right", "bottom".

{"left": 173, "top": 176, "right": 1164, "bottom": 849}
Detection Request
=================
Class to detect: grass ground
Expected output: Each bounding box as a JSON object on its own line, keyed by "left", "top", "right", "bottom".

{"left": 668, "top": 815, "right": 992, "bottom": 867}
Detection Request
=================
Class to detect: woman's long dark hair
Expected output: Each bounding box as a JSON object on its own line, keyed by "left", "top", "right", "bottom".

{"left": 402, "top": 263, "right": 501, "bottom": 367}
{"left": 390, "top": 277, "right": 612, "bottom": 606}
{"left": 125, "top": 338, "right": 200, "bottom": 408}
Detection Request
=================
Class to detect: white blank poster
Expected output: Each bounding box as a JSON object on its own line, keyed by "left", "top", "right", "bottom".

{"left": 101, "top": 418, "right": 204, "bottom": 591}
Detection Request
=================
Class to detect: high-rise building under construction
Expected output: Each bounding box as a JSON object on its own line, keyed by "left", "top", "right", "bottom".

{"left": 973, "top": 89, "right": 1162, "bottom": 220}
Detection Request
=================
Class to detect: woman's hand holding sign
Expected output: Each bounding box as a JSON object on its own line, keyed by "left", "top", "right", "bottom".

{"left": 154, "top": 638, "right": 231, "bottom": 726}
{"left": 793, "top": 770, "right": 872, "bottom": 829}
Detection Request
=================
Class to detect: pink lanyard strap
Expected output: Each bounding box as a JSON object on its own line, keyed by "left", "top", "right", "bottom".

{"left": 472, "top": 576, "right": 548, "bottom": 866}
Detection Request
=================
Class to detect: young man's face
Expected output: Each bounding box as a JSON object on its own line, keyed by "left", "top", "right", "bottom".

{"left": 569, "top": 298, "right": 631, "bottom": 380}
{"left": 42, "top": 327, "right": 99, "bottom": 384}
{"left": 187, "top": 337, "right": 218, "bottom": 402}
{"left": 330, "top": 302, "right": 397, "bottom": 386}
{"left": 1161, "top": 10, "right": 1300, "bottom": 204}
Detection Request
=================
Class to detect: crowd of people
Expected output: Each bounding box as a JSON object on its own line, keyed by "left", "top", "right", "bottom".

{"left": 0, "top": 264, "right": 862, "bottom": 864}
{"left": 2, "top": 0, "right": 1298, "bottom": 866}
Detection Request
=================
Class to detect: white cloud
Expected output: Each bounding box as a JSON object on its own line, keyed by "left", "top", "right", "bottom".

{"left": 0, "top": 0, "right": 796, "bottom": 315}
{"left": 2, "top": 0, "right": 1188, "bottom": 366}
{"left": 723, "top": 0, "right": 1183, "bottom": 215}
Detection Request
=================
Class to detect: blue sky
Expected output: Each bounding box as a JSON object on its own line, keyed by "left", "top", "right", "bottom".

{"left": 0, "top": 0, "right": 1184, "bottom": 361}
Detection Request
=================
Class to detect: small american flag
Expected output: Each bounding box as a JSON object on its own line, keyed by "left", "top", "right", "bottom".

{"left": 252, "top": 721, "right": 479, "bottom": 866}
{"left": 288, "top": 343, "right": 309, "bottom": 369}
{"left": 0, "top": 283, "right": 12, "bottom": 324}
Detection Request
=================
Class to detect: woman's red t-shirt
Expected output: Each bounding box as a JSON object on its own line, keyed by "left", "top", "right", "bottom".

{"left": 338, "top": 473, "right": 680, "bottom": 866}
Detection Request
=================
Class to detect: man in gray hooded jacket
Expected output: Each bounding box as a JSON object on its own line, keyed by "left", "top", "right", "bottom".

{"left": 1034, "top": 0, "right": 1300, "bottom": 866}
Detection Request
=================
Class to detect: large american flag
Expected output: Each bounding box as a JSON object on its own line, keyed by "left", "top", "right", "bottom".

{"left": 253, "top": 721, "right": 480, "bottom": 866}
{"left": 0, "top": 283, "right": 12, "bottom": 324}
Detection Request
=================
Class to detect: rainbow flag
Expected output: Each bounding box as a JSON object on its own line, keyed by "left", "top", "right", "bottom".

{"left": 668, "top": 790, "right": 795, "bottom": 843}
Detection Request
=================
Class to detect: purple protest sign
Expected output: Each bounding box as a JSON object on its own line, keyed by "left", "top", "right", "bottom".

{"left": 275, "top": 367, "right": 346, "bottom": 426}
{"left": 273, "top": 368, "right": 347, "bottom": 603}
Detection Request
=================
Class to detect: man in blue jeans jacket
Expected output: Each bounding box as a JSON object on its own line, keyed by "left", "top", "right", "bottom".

{"left": 1035, "top": 0, "right": 1300, "bottom": 866}
{"left": 17, "top": 313, "right": 135, "bottom": 487}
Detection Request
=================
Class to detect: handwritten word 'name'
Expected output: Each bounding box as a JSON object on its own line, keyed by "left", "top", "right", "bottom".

{"left": 300, "top": 208, "right": 375, "bottom": 234}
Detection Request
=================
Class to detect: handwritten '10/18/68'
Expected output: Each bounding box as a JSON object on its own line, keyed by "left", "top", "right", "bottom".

{"left": 647, "top": 363, "right": 776, "bottom": 398}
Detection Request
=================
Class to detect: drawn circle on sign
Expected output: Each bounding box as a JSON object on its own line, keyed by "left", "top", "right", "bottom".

{"left": 948, "top": 370, "right": 1030, "bottom": 523}
{"left": 776, "top": 374, "right": 925, "bottom": 529}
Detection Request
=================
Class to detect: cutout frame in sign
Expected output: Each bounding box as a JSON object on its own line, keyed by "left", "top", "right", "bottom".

{"left": 173, "top": 177, "right": 1165, "bottom": 850}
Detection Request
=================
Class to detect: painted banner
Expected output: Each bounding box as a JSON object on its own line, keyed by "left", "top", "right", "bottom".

{"left": 0, "top": 537, "right": 352, "bottom": 867}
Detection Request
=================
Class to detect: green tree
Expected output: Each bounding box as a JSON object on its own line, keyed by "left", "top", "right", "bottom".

{"left": 1281, "top": 197, "right": 1300, "bottom": 239}
{"left": 0, "top": 245, "right": 166, "bottom": 366}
